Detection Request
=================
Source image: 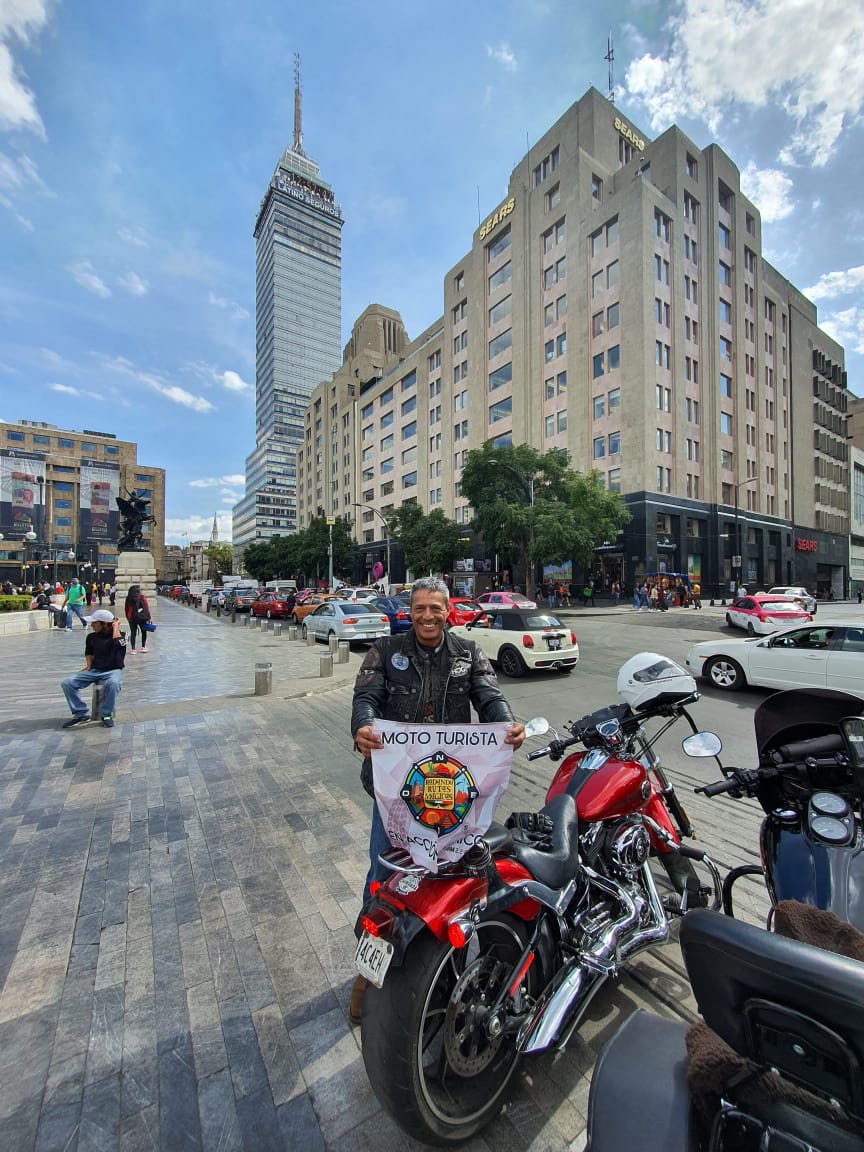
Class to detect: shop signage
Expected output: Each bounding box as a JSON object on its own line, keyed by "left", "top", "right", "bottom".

{"left": 479, "top": 196, "right": 515, "bottom": 240}
{"left": 795, "top": 538, "right": 818, "bottom": 552}
{"left": 613, "top": 116, "right": 646, "bottom": 152}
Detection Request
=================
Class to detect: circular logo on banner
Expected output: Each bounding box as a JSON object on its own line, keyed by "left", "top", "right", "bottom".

{"left": 400, "top": 750, "right": 479, "bottom": 832}
{"left": 372, "top": 561, "right": 384, "bottom": 581}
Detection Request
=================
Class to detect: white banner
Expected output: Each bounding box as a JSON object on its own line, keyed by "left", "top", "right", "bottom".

{"left": 371, "top": 720, "right": 514, "bottom": 872}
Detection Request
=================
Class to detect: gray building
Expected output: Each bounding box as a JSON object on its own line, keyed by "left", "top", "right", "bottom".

{"left": 233, "top": 69, "right": 344, "bottom": 570}
{"left": 298, "top": 87, "right": 852, "bottom": 598}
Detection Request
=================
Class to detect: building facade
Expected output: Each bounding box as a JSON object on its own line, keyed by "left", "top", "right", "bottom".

{"left": 233, "top": 93, "right": 344, "bottom": 572}
{"left": 0, "top": 419, "right": 165, "bottom": 585}
{"left": 297, "top": 88, "right": 853, "bottom": 597}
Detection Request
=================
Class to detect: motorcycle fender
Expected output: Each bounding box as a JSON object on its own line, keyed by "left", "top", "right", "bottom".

{"left": 641, "top": 789, "right": 681, "bottom": 855}
{"left": 762, "top": 818, "right": 864, "bottom": 927}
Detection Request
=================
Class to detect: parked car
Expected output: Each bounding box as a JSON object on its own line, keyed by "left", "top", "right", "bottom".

{"left": 170, "top": 585, "right": 190, "bottom": 600}
{"left": 336, "top": 587, "right": 379, "bottom": 603}
{"left": 447, "top": 597, "right": 486, "bottom": 627}
{"left": 475, "top": 591, "right": 538, "bottom": 611}
{"left": 767, "top": 585, "right": 817, "bottom": 614}
{"left": 291, "top": 592, "right": 337, "bottom": 623}
{"left": 370, "top": 596, "right": 412, "bottom": 634}
{"left": 250, "top": 591, "right": 294, "bottom": 619}
{"left": 206, "top": 588, "right": 225, "bottom": 608}
{"left": 224, "top": 585, "right": 260, "bottom": 612}
{"left": 725, "top": 592, "right": 812, "bottom": 636}
{"left": 685, "top": 619, "right": 864, "bottom": 695}
{"left": 451, "top": 608, "right": 579, "bottom": 677}
{"left": 302, "top": 600, "right": 391, "bottom": 646}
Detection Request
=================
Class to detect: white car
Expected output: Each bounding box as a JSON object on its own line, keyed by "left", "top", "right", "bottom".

{"left": 685, "top": 619, "right": 864, "bottom": 696}
{"left": 451, "top": 607, "right": 579, "bottom": 677}
{"left": 767, "top": 585, "right": 817, "bottom": 614}
{"left": 302, "top": 600, "right": 391, "bottom": 646}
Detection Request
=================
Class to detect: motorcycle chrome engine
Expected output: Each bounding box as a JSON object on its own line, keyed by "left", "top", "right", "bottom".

{"left": 607, "top": 818, "right": 651, "bottom": 876}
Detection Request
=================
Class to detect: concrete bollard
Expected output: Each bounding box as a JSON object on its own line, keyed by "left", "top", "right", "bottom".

{"left": 273, "top": 622, "right": 282, "bottom": 637}
{"left": 216, "top": 603, "right": 221, "bottom": 618}
{"left": 254, "top": 662, "right": 272, "bottom": 696}
{"left": 337, "top": 641, "right": 350, "bottom": 664}
{"left": 319, "top": 654, "right": 333, "bottom": 678}
{"left": 242, "top": 614, "right": 249, "bottom": 626}
{"left": 328, "top": 633, "right": 338, "bottom": 655}
{"left": 287, "top": 625, "right": 298, "bottom": 640}
{"left": 90, "top": 683, "right": 105, "bottom": 720}
{"left": 306, "top": 629, "right": 316, "bottom": 647}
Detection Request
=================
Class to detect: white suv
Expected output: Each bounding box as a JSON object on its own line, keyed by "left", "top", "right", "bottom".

{"left": 767, "top": 586, "right": 817, "bottom": 614}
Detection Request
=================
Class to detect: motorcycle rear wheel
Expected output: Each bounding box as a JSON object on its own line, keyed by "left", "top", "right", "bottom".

{"left": 361, "top": 913, "right": 530, "bottom": 1145}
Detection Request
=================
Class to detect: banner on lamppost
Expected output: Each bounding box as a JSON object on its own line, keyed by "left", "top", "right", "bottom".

{"left": 0, "top": 451, "right": 46, "bottom": 536}
{"left": 79, "top": 462, "right": 120, "bottom": 542}
{"left": 371, "top": 720, "right": 515, "bottom": 872}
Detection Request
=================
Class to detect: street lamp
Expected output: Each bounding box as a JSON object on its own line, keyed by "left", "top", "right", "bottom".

{"left": 488, "top": 460, "right": 536, "bottom": 599}
{"left": 352, "top": 502, "right": 391, "bottom": 590}
{"left": 732, "top": 477, "right": 758, "bottom": 595}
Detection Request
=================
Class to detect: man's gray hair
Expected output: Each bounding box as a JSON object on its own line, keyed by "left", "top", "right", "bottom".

{"left": 410, "top": 576, "right": 449, "bottom": 605}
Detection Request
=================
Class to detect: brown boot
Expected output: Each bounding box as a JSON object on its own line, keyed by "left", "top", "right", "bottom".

{"left": 349, "top": 974, "right": 367, "bottom": 1026}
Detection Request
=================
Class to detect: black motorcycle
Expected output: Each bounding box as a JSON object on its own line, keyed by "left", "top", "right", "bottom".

{"left": 692, "top": 688, "right": 864, "bottom": 925}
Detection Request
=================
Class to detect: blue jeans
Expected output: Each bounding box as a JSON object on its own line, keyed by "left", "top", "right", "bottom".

{"left": 62, "top": 668, "right": 122, "bottom": 719}
{"left": 66, "top": 602, "right": 87, "bottom": 628}
{"left": 363, "top": 802, "right": 392, "bottom": 905}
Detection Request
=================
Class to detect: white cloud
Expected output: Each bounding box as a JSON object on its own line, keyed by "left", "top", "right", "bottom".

{"left": 190, "top": 474, "right": 244, "bottom": 489}
{"left": 68, "top": 260, "right": 112, "bottom": 298}
{"left": 486, "top": 41, "right": 517, "bottom": 71}
{"left": 41, "top": 347, "right": 79, "bottom": 373}
{"left": 98, "top": 354, "right": 216, "bottom": 413}
{"left": 50, "top": 382, "right": 79, "bottom": 395}
{"left": 207, "top": 290, "right": 249, "bottom": 321}
{"left": 740, "top": 163, "right": 794, "bottom": 223}
{"left": 221, "top": 369, "right": 250, "bottom": 393}
{"left": 804, "top": 265, "right": 864, "bottom": 302}
{"left": 118, "top": 225, "right": 148, "bottom": 247}
{"left": 624, "top": 0, "right": 864, "bottom": 166}
{"left": 117, "top": 271, "right": 150, "bottom": 296}
{"left": 820, "top": 307, "right": 864, "bottom": 356}
{"left": 0, "top": 0, "right": 52, "bottom": 136}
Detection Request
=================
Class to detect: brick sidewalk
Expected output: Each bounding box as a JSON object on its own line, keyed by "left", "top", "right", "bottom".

{"left": 0, "top": 599, "right": 728, "bottom": 1151}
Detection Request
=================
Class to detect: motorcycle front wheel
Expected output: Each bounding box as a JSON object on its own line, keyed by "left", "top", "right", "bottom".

{"left": 361, "top": 913, "right": 530, "bottom": 1145}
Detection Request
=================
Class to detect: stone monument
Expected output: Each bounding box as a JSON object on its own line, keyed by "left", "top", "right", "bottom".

{"left": 114, "top": 490, "right": 157, "bottom": 612}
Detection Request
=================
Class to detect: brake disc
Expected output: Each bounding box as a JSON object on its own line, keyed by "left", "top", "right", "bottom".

{"left": 442, "top": 955, "right": 508, "bottom": 1076}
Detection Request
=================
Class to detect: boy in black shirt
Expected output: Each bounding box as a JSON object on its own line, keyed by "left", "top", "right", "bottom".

{"left": 61, "top": 609, "right": 127, "bottom": 728}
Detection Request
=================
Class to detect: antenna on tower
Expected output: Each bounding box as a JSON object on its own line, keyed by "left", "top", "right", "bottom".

{"left": 293, "top": 52, "right": 304, "bottom": 155}
{"left": 605, "top": 31, "right": 615, "bottom": 104}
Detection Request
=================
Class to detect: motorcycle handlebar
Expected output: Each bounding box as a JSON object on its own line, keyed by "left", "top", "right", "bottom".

{"left": 698, "top": 775, "right": 745, "bottom": 798}
{"left": 771, "top": 733, "right": 844, "bottom": 763}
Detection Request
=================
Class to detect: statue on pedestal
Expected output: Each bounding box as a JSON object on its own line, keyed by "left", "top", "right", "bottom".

{"left": 116, "top": 489, "right": 155, "bottom": 552}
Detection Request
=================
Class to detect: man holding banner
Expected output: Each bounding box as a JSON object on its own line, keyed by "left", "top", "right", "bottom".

{"left": 349, "top": 576, "right": 525, "bottom": 1022}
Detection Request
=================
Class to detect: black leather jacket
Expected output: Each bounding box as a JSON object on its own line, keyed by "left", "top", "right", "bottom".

{"left": 351, "top": 629, "right": 515, "bottom": 795}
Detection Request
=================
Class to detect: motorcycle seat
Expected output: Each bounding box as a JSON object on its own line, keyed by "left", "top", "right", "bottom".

{"left": 482, "top": 821, "right": 513, "bottom": 855}
{"left": 511, "top": 793, "right": 579, "bottom": 889}
{"left": 586, "top": 1009, "right": 691, "bottom": 1152}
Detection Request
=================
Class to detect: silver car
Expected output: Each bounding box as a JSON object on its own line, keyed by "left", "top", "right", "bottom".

{"left": 767, "top": 586, "right": 817, "bottom": 614}
{"left": 302, "top": 600, "right": 391, "bottom": 646}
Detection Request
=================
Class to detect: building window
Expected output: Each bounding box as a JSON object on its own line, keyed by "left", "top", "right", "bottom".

{"left": 720, "top": 336, "right": 733, "bottom": 360}
{"left": 719, "top": 223, "right": 731, "bottom": 249}
{"left": 593, "top": 395, "right": 605, "bottom": 420}
{"left": 590, "top": 229, "right": 603, "bottom": 258}
{"left": 607, "top": 301, "right": 619, "bottom": 329}
{"left": 488, "top": 362, "right": 512, "bottom": 392}
{"left": 6, "top": 431, "right": 24, "bottom": 442}
{"left": 654, "top": 209, "right": 671, "bottom": 242}
{"left": 684, "top": 193, "right": 699, "bottom": 224}
{"left": 686, "top": 153, "right": 698, "bottom": 179}
{"left": 721, "top": 450, "right": 734, "bottom": 471}
{"left": 720, "top": 373, "right": 733, "bottom": 398}
{"left": 592, "top": 270, "right": 604, "bottom": 297}
{"left": 608, "top": 468, "right": 621, "bottom": 492}
{"left": 719, "top": 299, "right": 732, "bottom": 324}
{"left": 402, "top": 471, "right": 417, "bottom": 488}
{"left": 487, "top": 226, "right": 511, "bottom": 262}
{"left": 489, "top": 328, "right": 512, "bottom": 359}
{"left": 592, "top": 310, "right": 604, "bottom": 338}
{"left": 545, "top": 183, "right": 560, "bottom": 211}
{"left": 489, "top": 294, "right": 512, "bottom": 326}
{"left": 402, "top": 421, "right": 417, "bottom": 440}
{"left": 720, "top": 412, "right": 733, "bottom": 435}
{"left": 380, "top": 386, "right": 393, "bottom": 406}
{"left": 488, "top": 261, "right": 512, "bottom": 292}
{"left": 606, "top": 260, "right": 619, "bottom": 289}
{"left": 380, "top": 410, "right": 393, "bottom": 429}
{"left": 593, "top": 352, "right": 605, "bottom": 379}
{"left": 556, "top": 332, "right": 567, "bottom": 357}
{"left": 592, "top": 173, "right": 603, "bottom": 201}
{"left": 608, "top": 430, "right": 621, "bottom": 455}
{"left": 57, "top": 437, "right": 73, "bottom": 448}
{"left": 556, "top": 409, "right": 567, "bottom": 433}
{"left": 608, "top": 387, "right": 621, "bottom": 412}
{"left": 489, "top": 396, "right": 512, "bottom": 424}
{"left": 607, "top": 344, "right": 620, "bottom": 371}
{"left": 719, "top": 261, "right": 732, "bottom": 286}
{"left": 593, "top": 436, "right": 606, "bottom": 459}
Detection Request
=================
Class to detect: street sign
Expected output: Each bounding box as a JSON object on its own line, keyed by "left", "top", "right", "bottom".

{"left": 732, "top": 555, "right": 742, "bottom": 566}
{"left": 326, "top": 517, "right": 335, "bottom": 526}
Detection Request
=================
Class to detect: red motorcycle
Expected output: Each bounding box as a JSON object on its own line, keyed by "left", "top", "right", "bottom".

{"left": 356, "top": 653, "right": 722, "bottom": 1145}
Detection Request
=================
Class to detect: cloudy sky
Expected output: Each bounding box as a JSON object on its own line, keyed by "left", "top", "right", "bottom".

{"left": 2, "top": 0, "right": 863, "bottom": 544}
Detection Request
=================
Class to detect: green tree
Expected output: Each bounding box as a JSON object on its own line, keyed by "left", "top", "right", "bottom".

{"left": 460, "top": 443, "right": 629, "bottom": 598}
{"left": 241, "top": 541, "right": 276, "bottom": 583}
{"left": 204, "top": 542, "right": 233, "bottom": 581}
{"left": 388, "top": 505, "right": 463, "bottom": 576}
{"left": 297, "top": 516, "right": 357, "bottom": 585}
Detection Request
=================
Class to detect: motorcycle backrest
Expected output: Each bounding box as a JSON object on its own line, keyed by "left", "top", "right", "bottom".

{"left": 680, "top": 910, "right": 864, "bottom": 1113}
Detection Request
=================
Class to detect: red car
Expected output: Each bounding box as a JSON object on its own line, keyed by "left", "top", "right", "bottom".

{"left": 447, "top": 598, "right": 487, "bottom": 627}
{"left": 725, "top": 592, "right": 812, "bottom": 636}
{"left": 250, "top": 591, "right": 293, "bottom": 620}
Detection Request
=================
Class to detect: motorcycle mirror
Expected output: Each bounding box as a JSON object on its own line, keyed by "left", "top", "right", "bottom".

{"left": 524, "top": 717, "right": 550, "bottom": 739}
{"left": 841, "top": 716, "right": 864, "bottom": 769}
{"left": 682, "top": 731, "right": 723, "bottom": 758}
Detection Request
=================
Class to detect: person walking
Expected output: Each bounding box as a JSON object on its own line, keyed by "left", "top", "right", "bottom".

{"left": 62, "top": 578, "right": 88, "bottom": 630}
{"left": 691, "top": 580, "right": 702, "bottom": 610}
{"left": 349, "top": 576, "right": 525, "bottom": 1024}
{"left": 60, "top": 608, "right": 127, "bottom": 728}
{"left": 611, "top": 579, "right": 621, "bottom": 606}
{"left": 124, "top": 584, "right": 152, "bottom": 653}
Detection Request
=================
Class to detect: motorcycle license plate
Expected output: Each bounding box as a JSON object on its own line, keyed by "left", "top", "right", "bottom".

{"left": 355, "top": 931, "right": 394, "bottom": 988}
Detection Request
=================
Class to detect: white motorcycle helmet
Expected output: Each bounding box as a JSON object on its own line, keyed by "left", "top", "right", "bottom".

{"left": 617, "top": 652, "right": 697, "bottom": 712}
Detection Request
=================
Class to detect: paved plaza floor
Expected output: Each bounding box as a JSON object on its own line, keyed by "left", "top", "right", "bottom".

{"left": 0, "top": 598, "right": 710, "bottom": 1151}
